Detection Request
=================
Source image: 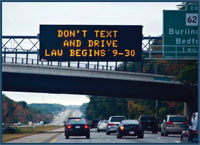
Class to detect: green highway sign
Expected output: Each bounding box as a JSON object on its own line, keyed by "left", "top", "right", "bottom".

{"left": 163, "top": 4, "right": 198, "bottom": 58}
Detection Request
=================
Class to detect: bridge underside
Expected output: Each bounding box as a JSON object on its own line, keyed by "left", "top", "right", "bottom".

{"left": 2, "top": 72, "right": 195, "bottom": 102}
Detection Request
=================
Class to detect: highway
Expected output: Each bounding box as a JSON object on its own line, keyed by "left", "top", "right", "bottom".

{"left": 7, "top": 128, "right": 181, "bottom": 143}
{"left": 6, "top": 109, "right": 181, "bottom": 143}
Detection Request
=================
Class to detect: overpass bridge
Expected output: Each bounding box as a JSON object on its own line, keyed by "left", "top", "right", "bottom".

{"left": 2, "top": 35, "right": 198, "bottom": 119}
{"left": 2, "top": 61, "right": 195, "bottom": 102}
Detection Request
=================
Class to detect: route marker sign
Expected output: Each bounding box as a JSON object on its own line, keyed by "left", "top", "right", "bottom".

{"left": 40, "top": 25, "right": 143, "bottom": 61}
{"left": 163, "top": 4, "right": 198, "bottom": 58}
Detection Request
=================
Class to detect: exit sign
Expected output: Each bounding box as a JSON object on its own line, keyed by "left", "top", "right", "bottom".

{"left": 163, "top": 4, "right": 198, "bottom": 58}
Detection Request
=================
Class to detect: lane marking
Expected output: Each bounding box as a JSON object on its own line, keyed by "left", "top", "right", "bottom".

{"left": 50, "top": 138, "right": 57, "bottom": 143}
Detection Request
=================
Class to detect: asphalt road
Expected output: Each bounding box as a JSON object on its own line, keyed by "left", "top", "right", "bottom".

{"left": 7, "top": 128, "right": 181, "bottom": 143}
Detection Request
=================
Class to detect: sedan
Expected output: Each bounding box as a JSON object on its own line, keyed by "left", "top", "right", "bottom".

{"left": 64, "top": 118, "right": 90, "bottom": 139}
{"left": 117, "top": 120, "right": 144, "bottom": 139}
{"left": 97, "top": 120, "right": 108, "bottom": 132}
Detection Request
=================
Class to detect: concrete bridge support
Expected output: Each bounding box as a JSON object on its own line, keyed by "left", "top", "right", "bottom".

{"left": 184, "top": 99, "right": 198, "bottom": 121}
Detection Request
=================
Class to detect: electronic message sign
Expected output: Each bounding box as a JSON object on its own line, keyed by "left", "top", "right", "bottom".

{"left": 40, "top": 25, "right": 143, "bottom": 61}
{"left": 163, "top": 4, "right": 198, "bottom": 58}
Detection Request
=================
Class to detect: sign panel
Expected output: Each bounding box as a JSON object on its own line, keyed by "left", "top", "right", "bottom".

{"left": 163, "top": 4, "right": 198, "bottom": 58}
{"left": 40, "top": 25, "right": 143, "bottom": 61}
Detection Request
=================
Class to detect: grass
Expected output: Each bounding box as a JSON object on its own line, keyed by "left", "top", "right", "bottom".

{"left": 2, "top": 125, "right": 63, "bottom": 142}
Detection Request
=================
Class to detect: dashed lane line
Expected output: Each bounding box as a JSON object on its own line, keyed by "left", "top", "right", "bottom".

{"left": 50, "top": 138, "right": 57, "bottom": 143}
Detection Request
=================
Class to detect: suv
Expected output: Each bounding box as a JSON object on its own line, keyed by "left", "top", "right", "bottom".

{"left": 106, "top": 116, "right": 126, "bottom": 135}
{"left": 139, "top": 115, "right": 158, "bottom": 133}
{"left": 161, "top": 115, "right": 187, "bottom": 136}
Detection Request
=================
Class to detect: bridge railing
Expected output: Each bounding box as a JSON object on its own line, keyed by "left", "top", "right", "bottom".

{"left": 2, "top": 56, "right": 119, "bottom": 71}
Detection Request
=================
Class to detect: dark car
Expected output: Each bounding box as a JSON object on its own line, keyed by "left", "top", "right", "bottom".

{"left": 90, "top": 120, "right": 100, "bottom": 129}
{"left": 117, "top": 120, "right": 144, "bottom": 139}
{"left": 64, "top": 118, "right": 90, "bottom": 139}
{"left": 181, "top": 112, "right": 198, "bottom": 143}
{"left": 139, "top": 115, "right": 158, "bottom": 133}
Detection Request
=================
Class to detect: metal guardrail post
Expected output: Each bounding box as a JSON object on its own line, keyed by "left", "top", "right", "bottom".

{"left": 97, "top": 61, "right": 99, "bottom": 70}
{"left": 94, "top": 65, "right": 96, "bottom": 69}
{"left": 77, "top": 61, "right": 80, "bottom": 68}
{"left": 32, "top": 59, "right": 34, "bottom": 64}
{"left": 148, "top": 35, "right": 151, "bottom": 59}
{"left": 106, "top": 61, "right": 108, "bottom": 70}
{"left": 87, "top": 61, "right": 89, "bottom": 69}
{"left": 110, "top": 66, "right": 112, "bottom": 70}
{"left": 68, "top": 61, "right": 70, "bottom": 67}
{"left": 115, "top": 61, "right": 117, "bottom": 71}
{"left": 47, "top": 61, "right": 49, "bottom": 66}
{"left": 12, "top": 57, "right": 14, "bottom": 63}
{"left": 15, "top": 50, "right": 17, "bottom": 63}
{"left": 26, "top": 50, "right": 28, "bottom": 64}
{"left": 4, "top": 48, "right": 6, "bottom": 63}
{"left": 22, "top": 58, "right": 24, "bottom": 64}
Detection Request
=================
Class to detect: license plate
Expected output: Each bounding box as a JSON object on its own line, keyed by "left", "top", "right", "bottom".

{"left": 129, "top": 131, "right": 134, "bottom": 134}
{"left": 75, "top": 126, "right": 80, "bottom": 129}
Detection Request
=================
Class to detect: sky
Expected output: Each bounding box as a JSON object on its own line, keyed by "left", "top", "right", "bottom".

{"left": 2, "top": 2, "right": 181, "bottom": 105}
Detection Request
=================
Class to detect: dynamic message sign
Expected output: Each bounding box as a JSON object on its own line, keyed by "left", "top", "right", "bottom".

{"left": 163, "top": 4, "right": 198, "bottom": 58}
{"left": 40, "top": 25, "right": 143, "bottom": 61}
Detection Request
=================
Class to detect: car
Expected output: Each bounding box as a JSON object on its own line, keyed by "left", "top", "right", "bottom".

{"left": 90, "top": 120, "right": 100, "bottom": 129}
{"left": 106, "top": 116, "right": 126, "bottom": 135}
{"left": 181, "top": 112, "right": 198, "bottom": 143}
{"left": 161, "top": 115, "right": 187, "bottom": 136}
{"left": 117, "top": 120, "right": 144, "bottom": 139}
{"left": 97, "top": 120, "right": 108, "bottom": 132}
{"left": 138, "top": 115, "right": 158, "bottom": 133}
{"left": 64, "top": 118, "right": 90, "bottom": 139}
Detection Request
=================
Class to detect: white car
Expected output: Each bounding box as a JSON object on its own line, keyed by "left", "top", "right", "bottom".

{"left": 97, "top": 120, "right": 108, "bottom": 132}
{"left": 106, "top": 116, "right": 126, "bottom": 135}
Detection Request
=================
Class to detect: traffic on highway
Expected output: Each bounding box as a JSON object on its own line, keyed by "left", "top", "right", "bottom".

{"left": 2, "top": 2, "right": 199, "bottom": 144}
{"left": 5, "top": 109, "right": 198, "bottom": 143}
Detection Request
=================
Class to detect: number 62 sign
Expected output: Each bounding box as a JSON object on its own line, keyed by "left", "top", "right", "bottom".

{"left": 186, "top": 13, "right": 198, "bottom": 26}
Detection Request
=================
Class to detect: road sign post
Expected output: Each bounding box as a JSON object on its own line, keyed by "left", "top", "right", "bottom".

{"left": 163, "top": 4, "right": 198, "bottom": 58}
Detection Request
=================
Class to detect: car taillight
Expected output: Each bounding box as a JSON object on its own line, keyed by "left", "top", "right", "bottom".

{"left": 166, "top": 121, "right": 173, "bottom": 125}
{"left": 67, "top": 125, "right": 72, "bottom": 129}
{"left": 84, "top": 125, "right": 89, "bottom": 129}
{"left": 184, "top": 121, "right": 188, "bottom": 125}
{"left": 108, "top": 123, "right": 115, "bottom": 126}
{"left": 120, "top": 126, "right": 124, "bottom": 130}
{"left": 194, "top": 130, "right": 198, "bottom": 135}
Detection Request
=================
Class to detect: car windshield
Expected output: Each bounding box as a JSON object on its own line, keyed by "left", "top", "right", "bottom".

{"left": 111, "top": 117, "right": 125, "bottom": 122}
{"left": 122, "top": 120, "right": 139, "bottom": 125}
{"left": 68, "top": 119, "right": 87, "bottom": 124}
{"left": 169, "top": 117, "right": 186, "bottom": 122}
{"left": 140, "top": 116, "right": 155, "bottom": 120}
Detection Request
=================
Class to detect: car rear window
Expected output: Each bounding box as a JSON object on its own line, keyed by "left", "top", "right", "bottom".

{"left": 140, "top": 116, "right": 155, "bottom": 120}
{"left": 68, "top": 119, "right": 87, "bottom": 124}
{"left": 169, "top": 117, "right": 186, "bottom": 122}
{"left": 111, "top": 117, "right": 125, "bottom": 122}
{"left": 122, "top": 120, "right": 139, "bottom": 125}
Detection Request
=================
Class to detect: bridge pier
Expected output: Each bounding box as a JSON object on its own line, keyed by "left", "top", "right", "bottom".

{"left": 184, "top": 99, "right": 198, "bottom": 121}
